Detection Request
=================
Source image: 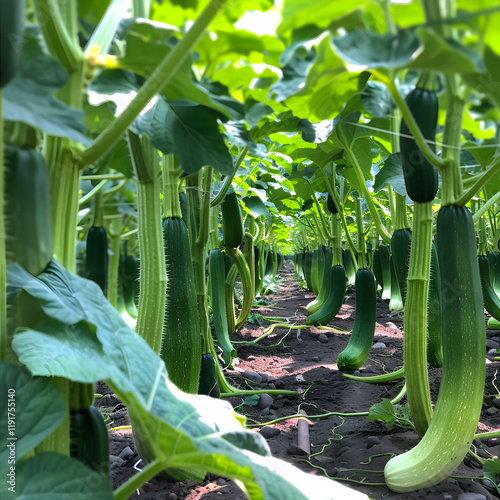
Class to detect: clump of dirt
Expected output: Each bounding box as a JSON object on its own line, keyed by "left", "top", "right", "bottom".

{"left": 98, "top": 262, "right": 500, "bottom": 500}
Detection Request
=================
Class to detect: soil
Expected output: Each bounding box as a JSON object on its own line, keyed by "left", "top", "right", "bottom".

{"left": 97, "top": 261, "right": 500, "bottom": 500}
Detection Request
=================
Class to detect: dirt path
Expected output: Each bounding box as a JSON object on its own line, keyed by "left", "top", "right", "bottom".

{"left": 103, "top": 261, "right": 500, "bottom": 499}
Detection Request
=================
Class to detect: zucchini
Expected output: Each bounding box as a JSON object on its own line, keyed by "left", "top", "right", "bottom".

{"left": 390, "top": 228, "right": 412, "bottom": 305}
{"left": 378, "top": 244, "right": 392, "bottom": 300}
{"left": 385, "top": 205, "right": 485, "bottom": 492}
{"left": 209, "top": 248, "right": 236, "bottom": 367}
{"left": 494, "top": 251, "right": 500, "bottom": 295}
{"left": 303, "top": 250, "right": 314, "bottom": 291}
{"left": 326, "top": 192, "right": 338, "bottom": 214}
{"left": 70, "top": 405, "right": 110, "bottom": 477}
{"left": 85, "top": 226, "right": 109, "bottom": 295}
{"left": 342, "top": 248, "right": 356, "bottom": 285}
{"left": 310, "top": 246, "right": 326, "bottom": 295}
{"left": 306, "top": 265, "right": 346, "bottom": 326}
{"left": 198, "top": 352, "right": 221, "bottom": 398}
{"left": 399, "top": 87, "right": 439, "bottom": 203}
{"left": 0, "top": 0, "right": 26, "bottom": 88}
{"left": 122, "top": 253, "right": 139, "bottom": 318}
{"left": 388, "top": 258, "right": 403, "bottom": 311}
{"left": 221, "top": 188, "right": 244, "bottom": 248}
{"left": 306, "top": 246, "right": 333, "bottom": 314}
{"left": 478, "top": 254, "right": 500, "bottom": 321}
{"left": 4, "top": 146, "right": 53, "bottom": 276}
{"left": 337, "top": 269, "right": 377, "bottom": 371}
{"left": 371, "top": 249, "right": 384, "bottom": 290}
{"left": 161, "top": 217, "right": 202, "bottom": 394}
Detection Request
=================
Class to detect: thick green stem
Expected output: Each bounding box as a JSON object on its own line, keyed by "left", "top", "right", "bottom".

{"left": 33, "top": 0, "right": 83, "bottom": 72}
{"left": 472, "top": 189, "right": 500, "bottom": 223}
{"left": 440, "top": 75, "right": 465, "bottom": 206}
{"left": 478, "top": 213, "right": 488, "bottom": 256}
{"left": 162, "top": 154, "right": 182, "bottom": 218}
{"left": 210, "top": 148, "right": 248, "bottom": 207}
{"left": 79, "top": 0, "right": 227, "bottom": 168}
{"left": 355, "top": 198, "right": 367, "bottom": 269}
{"left": 128, "top": 133, "right": 166, "bottom": 353}
{"left": 387, "top": 185, "right": 395, "bottom": 232}
{"left": 45, "top": 137, "right": 80, "bottom": 272}
{"left": 394, "top": 193, "right": 409, "bottom": 230}
{"left": 404, "top": 202, "right": 433, "bottom": 437}
{"left": 340, "top": 139, "right": 392, "bottom": 245}
{"left": 309, "top": 183, "right": 333, "bottom": 240}
{"left": 107, "top": 218, "right": 123, "bottom": 308}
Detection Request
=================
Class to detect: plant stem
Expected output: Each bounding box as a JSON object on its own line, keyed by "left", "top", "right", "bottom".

{"left": 79, "top": 0, "right": 227, "bottom": 168}
{"left": 162, "top": 154, "right": 182, "bottom": 219}
{"left": 128, "top": 132, "right": 166, "bottom": 353}
{"left": 473, "top": 189, "right": 500, "bottom": 223}
{"left": 404, "top": 202, "right": 433, "bottom": 437}
{"left": 210, "top": 147, "right": 248, "bottom": 207}
{"left": 355, "top": 198, "right": 367, "bottom": 269}
{"left": 114, "top": 458, "right": 165, "bottom": 500}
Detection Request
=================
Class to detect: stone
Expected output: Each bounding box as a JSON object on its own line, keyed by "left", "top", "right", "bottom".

{"left": 318, "top": 334, "right": 329, "bottom": 343}
{"left": 372, "top": 342, "right": 386, "bottom": 350}
{"left": 257, "top": 393, "right": 274, "bottom": 410}
{"left": 259, "top": 426, "right": 281, "bottom": 439}
{"left": 486, "top": 339, "right": 500, "bottom": 350}
{"left": 241, "top": 371, "right": 262, "bottom": 384}
{"left": 366, "top": 436, "right": 381, "bottom": 449}
{"left": 118, "top": 446, "right": 135, "bottom": 460}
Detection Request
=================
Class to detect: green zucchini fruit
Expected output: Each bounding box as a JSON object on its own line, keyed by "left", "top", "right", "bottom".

{"left": 378, "top": 244, "right": 392, "bottom": 300}
{"left": 198, "top": 352, "right": 221, "bottom": 398}
{"left": 487, "top": 252, "right": 496, "bottom": 286}
{"left": 306, "top": 247, "right": 333, "bottom": 314}
{"left": 161, "top": 217, "right": 202, "bottom": 394}
{"left": 306, "top": 265, "right": 346, "bottom": 326}
{"left": 388, "top": 259, "right": 404, "bottom": 311}
{"left": 399, "top": 87, "right": 439, "bottom": 203}
{"left": 122, "top": 253, "right": 139, "bottom": 318}
{"left": 371, "top": 249, "right": 384, "bottom": 290}
{"left": 70, "top": 405, "right": 110, "bottom": 477}
{"left": 427, "top": 242, "right": 443, "bottom": 368}
{"left": 221, "top": 188, "right": 244, "bottom": 248}
{"left": 310, "top": 246, "right": 326, "bottom": 295}
{"left": 337, "top": 269, "right": 376, "bottom": 371}
{"left": 303, "top": 251, "right": 314, "bottom": 291}
{"left": 478, "top": 254, "right": 500, "bottom": 321}
{"left": 4, "top": 146, "right": 53, "bottom": 276}
{"left": 342, "top": 248, "right": 356, "bottom": 285}
{"left": 179, "top": 191, "right": 190, "bottom": 225}
{"left": 390, "top": 228, "right": 412, "bottom": 305}
{"left": 385, "top": 205, "right": 485, "bottom": 492}
{"left": 326, "top": 192, "right": 338, "bottom": 214}
{"left": 85, "top": 226, "right": 109, "bottom": 295}
{"left": 494, "top": 251, "right": 500, "bottom": 295}
{"left": 209, "top": 248, "right": 236, "bottom": 367}
{"left": 0, "top": 0, "right": 26, "bottom": 88}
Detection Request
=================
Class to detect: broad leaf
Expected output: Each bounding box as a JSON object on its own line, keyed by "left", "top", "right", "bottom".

{"left": 10, "top": 452, "right": 113, "bottom": 499}
{"left": 373, "top": 154, "right": 409, "bottom": 197}
{"left": 0, "top": 363, "right": 66, "bottom": 477}
{"left": 9, "top": 262, "right": 369, "bottom": 500}
{"left": 367, "top": 399, "right": 397, "bottom": 427}
{"left": 2, "top": 28, "right": 88, "bottom": 144}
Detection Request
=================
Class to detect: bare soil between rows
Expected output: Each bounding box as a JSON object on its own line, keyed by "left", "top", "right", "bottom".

{"left": 98, "top": 262, "right": 500, "bottom": 500}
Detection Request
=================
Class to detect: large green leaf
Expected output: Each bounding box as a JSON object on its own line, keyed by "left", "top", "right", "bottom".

{"left": 283, "top": 37, "right": 360, "bottom": 121}
{"left": 89, "top": 71, "right": 232, "bottom": 174}
{"left": 0, "top": 363, "right": 66, "bottom": 478}
{"left": 373, "top": 153, "right": 408, "bottom": 197}
{"left": 332, "top": 27, "right": 481, "bottom": 74}
{"left": 10, "top": 452, "right": 113, "bottom": 499}
{"left": 8, "top": 262, "right": 369, "bottom": 500}
{"left": 2, "top": 28, "right": 88, "bottom": 145}
{"left": 277, "top": 0, "right": 370, "bottom": 40}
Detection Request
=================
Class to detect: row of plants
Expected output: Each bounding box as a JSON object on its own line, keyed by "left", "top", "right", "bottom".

{"left": 2, "top": 0, "right": 500, "bottom": 498}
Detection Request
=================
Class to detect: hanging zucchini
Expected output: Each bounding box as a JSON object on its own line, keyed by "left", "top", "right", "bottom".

{"left": 161, "top": 217, "right": 202, "bottom": 394}
{"left": 4, "top": 145, "right": 53, "bottom": 276}
{"left": 336, "top": 269, "right": 376, "bottom": 371}
{"left": 85, "top": 226, "right": 109, "bottom": 295}
{"left": 221, "top": 188, "right": 244, "bottom": 249}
